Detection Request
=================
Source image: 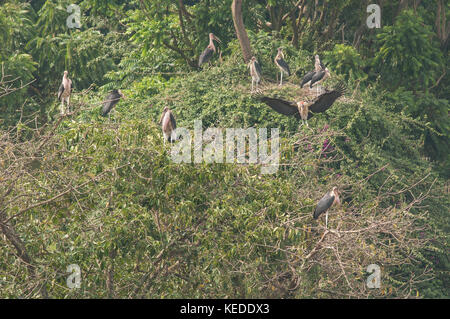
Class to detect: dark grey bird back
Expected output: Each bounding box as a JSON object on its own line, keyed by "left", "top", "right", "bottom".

{"left": 276, "top": 57, "right": 291, "bottom": 76}
{"left": 199, "top": 48, "right": 214, "bottom": 66}
{"left": 101, "top": 90, "right": 121, "bottom": 116}
{"left": 310, "top": 70, "right": 326, "bottom": 88}
{"left": 254, "top": 61, "right": 262, "bottom": 76}
{"left": 313, "top": 192, "right": 335, "bottom": 219}
{"left": 301, "top": 70, "right": 316, "bottom": 87}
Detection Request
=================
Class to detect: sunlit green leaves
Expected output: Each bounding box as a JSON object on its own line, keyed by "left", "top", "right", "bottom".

{"left": 374, "top": 10, "right": 443, "bottom": 90}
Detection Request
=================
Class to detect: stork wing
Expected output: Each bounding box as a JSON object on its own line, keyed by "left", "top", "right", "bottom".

{"left": 308, "top": 82, "right": 346, "bottom": 116}
{"left": 254, "top": 61, "right": 262, "bottom": 77}
{"left": 101, "top": 92, "right": 121, "bottom": 116}
{"left": 313, "top": 192, "right": 335, "bottom": 219}
{"left": 258, "top": 96, "right": 300, "bottom": 118}
{"left": 169, "top": 111, "right": 176, "bottom": 130}
{"left": 275, "top": 58, "right": 291, "bottom": 76}
{"left": 57, "top": 83, "right": 64, "bottom": 100}
{"left": 300, "top": 70, "right": 316, "bottom": 87}
{"left": 199, "top": 48, "right": 214, "bottom": 66}
{"left": 310, "top": 70, "right": 325, "bottom": 87}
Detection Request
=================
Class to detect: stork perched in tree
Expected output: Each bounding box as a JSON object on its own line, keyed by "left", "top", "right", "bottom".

{"left": 198, "top": 33, "right": 222, "bottom": 67}
{"left": 57, "top": 71, "right": 72, "bottom": 115}
{"left": 248, "top": 56, "right": 262, "bottom": 93}
{"left": 274, "top": 47, "right": 291, "bottom": 86}
{"left": 299, "top": 55, "right": 326, "bottom": 89}
{"left": 159, "top": 107, "right": 177, "bottom": 144}
{"left": 101, "top": 89, "right": 125, "bottom": 119}
{"left": 257, "top": 82, "right": 346, "bottom": 127}
{"left": 313, "top": 186, "right": 340, "bottom": 228}
{"left": 300, "top": 70, "right": 317, "bottom": 88}
{"left": 310, "top": 67, "right": 331, "bottom": 96}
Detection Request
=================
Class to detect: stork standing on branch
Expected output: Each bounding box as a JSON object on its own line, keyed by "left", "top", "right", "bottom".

{"left": 274, "top": 47, "right": 291, "bottom": 86}
{"left": 310, "top": 67, "right": 331, "bottom": 96}
{"left": 198, "top": 33, "right": 222, "bottom": 67}
{"left": 101, "top": 89, "right": 125, "bottom": 119}
{"left": 57, "top": 71, "right": 72, "bottom": 115}
{"left": 313, "top": 186, "right": 340, "bottom": 228}
{"left": 299, "top": 55, "right": 326, "bottom": 89}
{"left": 257, "top": 82, "right": 346, "bottom": 127}
{"left": 248, "top": 56, "right": 262, "bottom": 93}
{"left": 159, "top": 107, "right": 177, "bottom": 144}
{"left": 300, "top": 70, "right": 316, "bottom": 88}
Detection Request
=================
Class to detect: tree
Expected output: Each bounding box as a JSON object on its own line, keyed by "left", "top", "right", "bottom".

{"left": 232, "top": 0, "right": 253, "bottom": 63}
{"left": 373, "top": 9, "right": 443, "bottom": 91}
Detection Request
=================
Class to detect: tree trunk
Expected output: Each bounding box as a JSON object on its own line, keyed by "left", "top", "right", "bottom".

{"left": 435, "top": 0, "right": 448, "bottom": 50}
{"left": 231, "top": 0, "right": 253, "bottom": 63}
{"left": 396, "top": 0, "right": 410, "bottom": 17}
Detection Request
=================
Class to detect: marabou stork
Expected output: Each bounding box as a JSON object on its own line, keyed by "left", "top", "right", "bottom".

{"left": 257, "top": 82, "right": 346, "bottom": 127}
{"left": 57, "top": 71, "right": 72, "bottom": 115}
{"left": 274, "top": 47, "right": 291, "bottom": 86}
{"left": 198, "top": 33, "right": 222, "bottom": 67}
{"left": 299, "top": 55, "right": 326, "bottom": 89}
{"left": 159, "top": 107, "right": 177, "bottom": 144}
{"left": 310, "top": 67, "right": 331, "bottom": 96}
{"left": 300, "top": 70, "right": 317, "bottom": 88}
{"left": 248, "top": 56, "right": 262, "bottom": 93}
{"left": 313, "top": 186, "right": 340, "bottom": 228}
{"left": 101, "top": 89, "right": 125, "bottom": 119}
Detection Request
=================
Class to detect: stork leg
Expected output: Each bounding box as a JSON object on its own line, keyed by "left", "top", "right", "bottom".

{"left": 60, "top": 101, "right": 65, "bottom": 115}
{"left": 171, "top": 129, "right": 177, "bottom": 143}
{"left": 325, "top": 211, "right": 328, "bottom": 228}
{"left": 67, "top": 97, "right": 70, "bottom": 113}
{"left": 280, "top": 72, "right": 283, "bottom": 86}
{"left": 251, "top": 79, "right": 254, "bottom": 93}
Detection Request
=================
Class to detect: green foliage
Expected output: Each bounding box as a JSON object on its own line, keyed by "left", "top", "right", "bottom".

{"left": 373, "top": 10, "right": 443, "bottom": 91}
{"left": 382, "top": 88, "right": 450, "bottom": 171}
{"left": 323, "top": 44, "right": 367, "bottom": 82}
{"left": 127, "top": 0, "right": 234, "bottom": 69}
{"left": 27, "top": 1, "right": 115, "bottom": 90}
{"left": 0, "top": 0, "right": 448, "bottom": 299}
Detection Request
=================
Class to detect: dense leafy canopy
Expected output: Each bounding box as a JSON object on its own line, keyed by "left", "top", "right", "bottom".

{"left": 0, "top": 0, "right": 448, "bottom": 298}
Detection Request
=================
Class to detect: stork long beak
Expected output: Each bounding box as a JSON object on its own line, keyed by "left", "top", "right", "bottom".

{"left": 159, "top": 108, "right": 167, "bottom": 125}
{"left": 119, "top": 90, "right": 126, "bottom": 99}
{"left": 212, "top": 34, "right": 222, "bottom": 43}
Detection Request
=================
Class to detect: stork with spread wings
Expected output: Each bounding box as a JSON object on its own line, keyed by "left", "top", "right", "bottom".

{"left": 256, "top": 82, "right": 346, "bottom": 127}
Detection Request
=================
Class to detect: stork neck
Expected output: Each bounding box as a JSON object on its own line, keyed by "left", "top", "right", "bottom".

{"left": 209, "top": 40, "right": 216, "bottom": 52}
{"left": 333, "top": 191, "right": 340, "bottom": 204}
